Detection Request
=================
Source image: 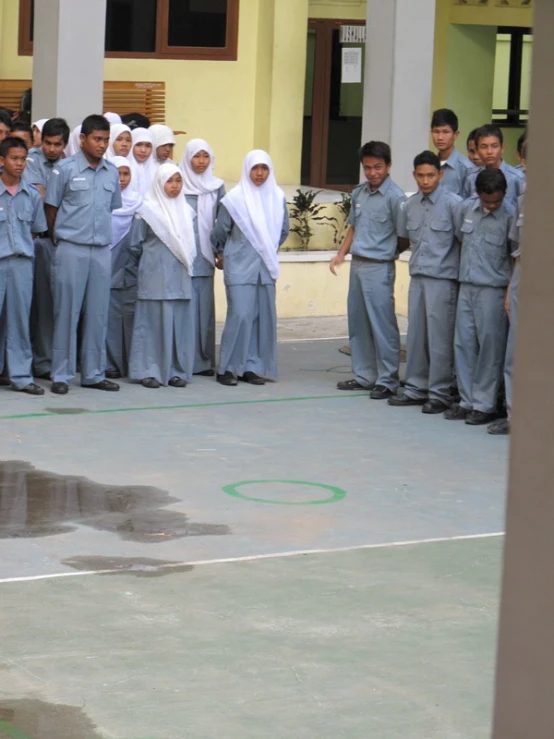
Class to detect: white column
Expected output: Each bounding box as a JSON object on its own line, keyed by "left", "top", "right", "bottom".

{"left": 492, "top": 1, "right": 554, "bottom": 736}
{"left": 31, "top": 0, "right": 107, "bottom": 129}
{"left": 362, "top": 0, "right": 436, "bottom": 192}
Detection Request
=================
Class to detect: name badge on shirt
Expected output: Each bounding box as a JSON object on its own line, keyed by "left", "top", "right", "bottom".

{"left": 72, "top": 177, "right": 87, "bottom": 182}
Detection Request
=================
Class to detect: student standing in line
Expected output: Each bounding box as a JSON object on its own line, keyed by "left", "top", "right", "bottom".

{"left": 45, "top": 114, "right": 122, "bottom": 395}
{"left": 211, "top": 150, "right": 289, "bottom": 387}
{"left": 446, "top": 168, "right": 514, "bottom": 425}
{"left": 105, "top": 156, "right": 143, "bottom": 379}
{"left": 31, "top": 119, "right": 48, "bottom": 149}
{"left": 181, "top": 139, "right": 226, "bottom": 377}
{"left": 149, "top": 125, "right": 176, "bottom": 169}
{"left": 106, "top": 123, "right": 133, "bottom": 161}
{"left": 129, "top": 128, "right": 156, "bottom": 197}
{"left": 0, "top": 137, "right": 47, "bottom": 395}
{"left": 431, "top": 108, "right": 475, "bottom": 196}
{"left": 466, "top": 129, "right": 482, "bottom": 167}
{"left": 25, "top": 118, "right": 70, "bottom": 380}
{"left": 389, "top": 151, "right": 461, "bottom": 414}
{"left": 515, "top": 130, "right": 527, "bottom": 173}
{"left": 330, "top": 141, "right": 407, "bottom": 399}
{"left": 463, "top": 125, "right": 525, "bottom": 206}
{"left": 129, "top": 163, "right": 196, "bottom": 389}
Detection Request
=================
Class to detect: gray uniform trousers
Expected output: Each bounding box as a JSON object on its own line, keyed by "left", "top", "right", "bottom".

{"left": 404, "top": 276, "right": 458, "bottom": 402}
{"left": 0, "top": 256, "right": 35, "bottom": 389}
{"left": 51, "top": 241, "right": 111, "bottom": 386}
{"left": 504, "top": 262, "right": 520, "bottom": 419}
{"left": 347, "top": 258, "right": 400, "bottom": 391}
{"left": 129, "top": 300, "right": 194, "bottom": 385}
{"left": 31, "top": 237, "right": 56, "bottom": 377}
{"left": 454, "top": 283, "right": 508, "bottom": 413}
{"left": 218, "top": 281, "right": 278, "bottom": 378}
{"left": 192, "top": 275, "right": 216, "bottom": 374}
{"left": 106, "top": 286, "right": 137, "bottom": 377}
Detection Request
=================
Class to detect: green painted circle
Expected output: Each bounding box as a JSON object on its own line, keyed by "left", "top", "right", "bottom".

{"left": 222, "top": 479, "right": 347, "bottom": 506}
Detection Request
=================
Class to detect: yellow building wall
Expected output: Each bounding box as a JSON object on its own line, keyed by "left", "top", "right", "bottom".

{"left": 308, "top": 0, "right": 366, "bottom": 20}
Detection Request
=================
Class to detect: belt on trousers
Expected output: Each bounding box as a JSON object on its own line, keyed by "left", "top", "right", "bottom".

{"left": 351, "top": 255, "right": 390, "bottom": 264}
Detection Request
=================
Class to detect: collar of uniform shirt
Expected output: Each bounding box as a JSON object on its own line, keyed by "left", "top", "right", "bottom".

{"left": 441, "top": 149, "right": 460, "bottom": 169}
{"left": 0, "top": 178, "right": 33, "bottom": 196}
{"left": 76, "top": 149, "right": 109, "bottom": 172}
{"left": 366, "top": 175, "right": 392, "bottom": 196}
{"left": 419, "top": 187, "right": 440, "bottom": 204}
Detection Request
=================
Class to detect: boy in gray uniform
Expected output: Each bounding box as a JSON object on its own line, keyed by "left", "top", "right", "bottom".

{"left": 431, "top": 109, "right": 475, "bottom": 196}
{"left": 389, "top": 151, "right": 461, "bottom": 413}
{"left": 45, "top": 115, "right": 122, "bottom": 395}
{"left": 330, "top": 141, "right": 407, "bottom": 399}
{"left": 25, "top": 118, "right": 70, "bottom": 380}
{"left": 463, "top": 125, "right": 524, "bottom": 207}
{"left": 446, "top": 168, "right": 514, "bottom": 425}
{"left": 0, "top": 137, "right": 47, "bottom": 395}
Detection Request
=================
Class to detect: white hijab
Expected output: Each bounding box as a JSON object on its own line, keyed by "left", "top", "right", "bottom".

{"left": 107, "top": 123, "right": 132, "bottom": 161}
{"left": 129, "top": 128, "right": 156, "bottom": 198}
{"left": 138, "top": 163, "right": 196, "bottom": 275}
{"left": 66, "top": 125, "right": 82, "bottom": 157}
{"left": 32, "top": 118, "right": 48, "bottom": 133}
{"left": 149, "top": 124, "right": 176, "bottom": 169}
{"left": 110, "top": 156, "right": 143, "bottom": 249}
{"left": 222, "top": 150, "right": 285, "bottom": 280}
{"left": 104, "top": 112, "right": 122, "bottom": 125}
{"left": 181, "top": 139, "right": 224, "bottom": 266}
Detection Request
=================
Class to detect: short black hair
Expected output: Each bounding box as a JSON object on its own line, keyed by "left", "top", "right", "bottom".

{"left": 476, "top": 168, "right": 507, "bottom": 195}
{"left": 431, "top": 108, "right": 459, "bottom": 132}
{"left": 413, "top": 150, "right": 442, "bottom": 171}
{"left": 0, "top": 109, "right": 11, "bottom": 127}
{"left": 42, "top": 117, "right": 71, "bottom": 144}
{"left": 10, "top": 120, "right": 33, "bottom": 137}
{"left": 121, "top": 113, "right": 151, "bottom": 130}
{"left": 81, "top": 114, "right": 110, "bottom": 136}
{"left": 517, "top": 129, "right": 527, "bottom": 155}
{"left": 467, "top": 128, "right": 478, "bottom": 146}
{"left": 474, "top": 124, "right": 503, "bottom": 146}
{"left": 359, "top": 141, "right": 391, "bottom": 166}
{"left": 0, "top": 136, "right": 28, "bottom": 158}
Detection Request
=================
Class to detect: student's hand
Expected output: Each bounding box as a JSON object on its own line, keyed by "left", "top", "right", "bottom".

{"left": 215, "top": 254, "right": 224, "bottom": 270}
{"left": 330, "top": 254, "right": 344, "bottom": 276}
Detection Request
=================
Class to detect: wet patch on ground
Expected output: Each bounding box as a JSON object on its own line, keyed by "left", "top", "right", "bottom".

{"left": 61, "top": 555, "right": 195, "bottom": 577}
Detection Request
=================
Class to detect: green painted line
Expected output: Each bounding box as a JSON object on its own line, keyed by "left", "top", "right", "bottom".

{"left": 0, "top": 393, "right": 366, "bottom": 422}
{"left": 222, "top": 479, "right": 347, "bottom": 506}
{"left": 0, "top": 721, "right": 33, "bottom": 739}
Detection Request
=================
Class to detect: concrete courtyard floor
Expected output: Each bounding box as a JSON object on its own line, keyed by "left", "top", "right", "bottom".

{"left": 0, "top": 335, "right": 507, "bottom": 739}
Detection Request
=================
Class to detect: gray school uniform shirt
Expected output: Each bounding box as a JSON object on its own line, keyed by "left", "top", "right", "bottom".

{"left": 439, "top": 149, "right": 475, "bottom": 196}
{"left": 130, "top": 216, "right": 192, "bottom": 300}
{"left": 110, "top": 227, "right": 139, "bottom": 290}
{"left": 210, "top": 201, "right": 289, "bottom": 286}
{"left": 25, "top": 148, "right": 60, "bottom": 189}
{"left": 347, "top": 176, "right": 406, "bottom": 261}
{"left": 185, "top": 185, "right": 226, "bottom": 278}
{"left": 45, "top": 151, "right": 122, "bottom": 246}
{"left": 455, "top": 195, "right": 515, "bottom": 288}
{"left": 462, "top": 160, "right": 525, "bottom": 207}
{"left": 0, "top": 179, "right": 47, "bottom": 259}
{"left": 509, "top": 194, "right": 524, "bottom": 259}
{"left": 397, "top": 185, "right": 461, "bottom": 280}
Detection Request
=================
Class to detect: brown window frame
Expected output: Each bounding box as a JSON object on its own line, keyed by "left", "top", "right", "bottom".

{"left": 18, "top": 0, "right": 240, "bottom": 61}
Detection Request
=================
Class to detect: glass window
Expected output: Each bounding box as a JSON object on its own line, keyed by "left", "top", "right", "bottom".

{"left": 105, "top": 0, "right": 157, "bottom": 53}
{"left": 167, "top": 0, "right": 228, "bottom": 49}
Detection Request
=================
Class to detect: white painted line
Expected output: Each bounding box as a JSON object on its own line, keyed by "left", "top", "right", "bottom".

{"left": 0, "top": 532, "right": 504, "bottom": 585}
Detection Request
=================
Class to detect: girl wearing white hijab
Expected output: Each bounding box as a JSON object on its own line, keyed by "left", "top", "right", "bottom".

{"left": 104, "top": 112, "right": 122, "bottom": 126}
{"left": 149, "top": 124, "right": 176, "bottom": 168}
{"left": 129, "top": 127, "right": 156, "bottom": 197}
{"left": 31, "top": 118, "right": 48, "bottom": 148}
{"left": 211, "top": 150, "right": 289, "bottom": 386}
{"left": 129, "top": 163, "right": 196, "bottom": 389}
{"left": 105, "top": 156, "right": 143, "bottom": 379}
{"left": 107, "top": 123, "right": 132, "bottom": 161}
{"left": 65, "top": 125, "right": 82, "bottom": 157}
{"left": 181, "top": 139, "right": 225, "bottom": 376}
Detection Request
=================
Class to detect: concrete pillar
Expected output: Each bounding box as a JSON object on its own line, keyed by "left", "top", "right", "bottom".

{"left": 492, "top": 1, "right": 554, "bottom": 737}
{"left": 32, "top": 0, "right": 107, "bottom": 129}
{"left": 362, "top": 0, "right": 436, "bottom": 192}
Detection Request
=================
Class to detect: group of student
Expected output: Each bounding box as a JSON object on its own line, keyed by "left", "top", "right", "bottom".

{"left": 0, "top": 110, "right": 289, "bottom": 398}
{"left": 331, "top": 108, "right": 526, "bottom": 436}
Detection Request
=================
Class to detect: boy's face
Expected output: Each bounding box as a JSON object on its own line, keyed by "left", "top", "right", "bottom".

{"left": 479, "top": 190, "right": 505, "bottom": 213}
{"left": 414, "top": 164, "right": 443, "bottom": 196}
{"left": 11, "top": 130, "right": 32, "bottom": 150}
{"left": 362, "top": 156, "right": 391, "bottom": 190}
{"left": 466, "top": 139, "right": 482, "bottom": 166}
{"left": 118, "top": 165, "right": 131, "bottom": 190}
{"left": 431, "top": 125, "right": 458, "bottom": 155}
{"left": 477, "top": 135, "right": 503, "bottom": 168}
{"left": 0, "top": 146, "right": 27, "bottom": 179}
{"left": 81, "top": 129, "right": 109, "bottom": 161}
{"left": 42, "top": 134, "right": 66, "bottom": 162}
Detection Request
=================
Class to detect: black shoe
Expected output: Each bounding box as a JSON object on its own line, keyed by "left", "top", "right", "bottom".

{"left": 239, "top": 371, "right": 265, "bottom": 386}
{"left": 51, "top": 382, "right": 69, "bottom": 395}
{"left": 465, "top": 410, "right": 497, "bottom": 426}
{"left": 195, "top": 368, "right": 215, "bottom": 377}
{"left": 388, "top": 393, "right": 426, "bottom": 407}
{"left": 168, "top": 376, "right": 187, "bottom": 388}
{"left": 105, "top": 369, "right": 121, "bottom": 380}
{"left": 444, "top": 403, "right": 468, "bottom": 421}
{"left": 337, "top": 378, "right": 366, "bottom": 391}
{"left": 36, "top": 372, "right": 51, "bottom": 381}
{"left": 217, "top": 372, "right": 238, "bottom": 386}
{"left": 422, "top": 399, "right": 450, "bottom": 415}
{"left": 370, "top": 385, "right": 395, "bottom": 400}
{"left": 82, "top": 379, "right": 120, "bottom": 392}
{"left": 338, "top": 345, "right": 351, "bottom": 356}
{"left": 488, "top": 418, "right": 510, "bottom": 435}
{"left": 0, "top": 375, "right": 10, "bottom": 386}
{"left": 19, "top": 383, "right": 45, "bottom": 396}
{"left": 141, "top": 377, "right": 161, "bottom": 389}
